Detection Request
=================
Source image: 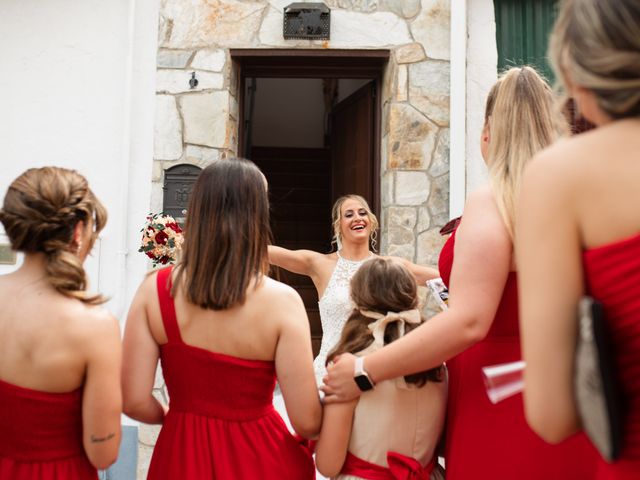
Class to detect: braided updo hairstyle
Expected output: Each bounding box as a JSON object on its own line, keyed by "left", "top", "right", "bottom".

{"left": 0, "top": 167, "right": 107, "bottom": 304}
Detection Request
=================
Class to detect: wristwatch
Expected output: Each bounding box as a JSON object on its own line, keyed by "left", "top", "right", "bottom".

{"left": 354, "top": 356, "right": 375, "bottom": 391}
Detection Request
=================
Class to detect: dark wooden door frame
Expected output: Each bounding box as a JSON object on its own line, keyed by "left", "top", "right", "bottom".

{"left": 231, "top": 48, "right": 389, "bottom": 217}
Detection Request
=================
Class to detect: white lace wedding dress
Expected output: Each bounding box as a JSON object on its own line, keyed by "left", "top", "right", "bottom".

{"left": 313, "top": 252, "right": 373, "bottom": 384}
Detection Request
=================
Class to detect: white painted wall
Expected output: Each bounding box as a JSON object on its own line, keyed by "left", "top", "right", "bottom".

{"left": 465, "top": 0, "right": 498, "bottom": 195}
{"left": 449, "top": 0, "right": 467, "bottom": 218}
{"left": 0, "top": 0, "right": 159, "bottom": 325}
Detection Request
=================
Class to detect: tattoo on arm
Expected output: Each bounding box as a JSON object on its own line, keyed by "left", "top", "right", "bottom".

{"left": 90, "top": 432, "right": 115, "bottom": 443}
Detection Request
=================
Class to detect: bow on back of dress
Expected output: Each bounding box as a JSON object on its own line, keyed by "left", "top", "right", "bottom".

{"left": 359, "top": 309, "right": 421, "bottom": 347}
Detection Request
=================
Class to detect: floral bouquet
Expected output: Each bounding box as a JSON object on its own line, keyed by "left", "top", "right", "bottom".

{"left": 138, "top": 213, "right": 184, "bottom": 267}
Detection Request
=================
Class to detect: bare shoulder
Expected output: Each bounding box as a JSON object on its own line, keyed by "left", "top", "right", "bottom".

{"left": 317, "top": 251, "right": 338, "bottom": 266}
{"left": 316, "top": 251, "right": 339, "bottom": 267}
{"left": 257, "top": 276, "right": 305, "bottom": 308}
{"left": 523, "top": 138, "right": 586, "bottom": 203}
{"left": 464, "top": 185, "right": 502, "bottom": 223}
{"left": 530, "top": 137, "right": 584, "bottom": 173}
{"left": 137, "top": 269, "right": 160, "bottom": 298}
{"left": 460, "top": 185, "right": 511, "bottom": 249}
{"left": 65, "top": 302, "right": 120, "bottom": 351}
{"left": 78, "top": 303, "right": 119, "bottom": 333}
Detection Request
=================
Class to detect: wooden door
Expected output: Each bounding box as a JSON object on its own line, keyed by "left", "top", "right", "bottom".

{"left": 251, "top": 147, "right": 332, "bottom": 356}
{"left": 330, "top": 81, "right": 376, "bottom": 202}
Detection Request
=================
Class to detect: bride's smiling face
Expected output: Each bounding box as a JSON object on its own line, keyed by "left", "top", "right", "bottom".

{"left": 339, "top": 198, "right": 371, "bottom": 245}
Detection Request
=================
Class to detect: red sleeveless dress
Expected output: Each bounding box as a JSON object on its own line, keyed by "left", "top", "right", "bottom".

{"left": 0, "top": 380, "right": 97, "bottom": 479}
{"left": 584, "top": 233, "right": 640, "bottom": 479}
{"left": 148, "top": 267, "right": 315, "bottom": 479}
{"left": 439, "top": 228, "right": 597, "bottom": 479}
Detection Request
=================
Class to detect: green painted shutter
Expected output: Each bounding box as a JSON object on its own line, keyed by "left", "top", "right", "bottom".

{"left": 494, "top": 0, "right": 558, "bottom": 81}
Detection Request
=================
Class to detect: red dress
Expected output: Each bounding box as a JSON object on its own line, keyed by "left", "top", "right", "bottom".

{"left": 0, "top": 379, "right": 97, "bottom": 479}
{"left": 148, "top": 267, "right": 315, "bottom": 479}
{"left": 584, "top": 233, "right": 640, "bottom": 479}
{"left": 439, "top": 228, "right": 597, "bottom": 479}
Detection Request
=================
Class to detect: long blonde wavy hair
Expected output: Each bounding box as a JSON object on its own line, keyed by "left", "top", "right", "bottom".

{"left": 485, "top": 67, "right": 568, "bottom": 239}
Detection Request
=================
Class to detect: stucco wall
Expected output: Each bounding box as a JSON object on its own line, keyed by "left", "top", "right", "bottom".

{"left": 0, "top": 3, "right": 160, "bottom": 475}
{"left": 466, "top": 0, "right": 497, "bottom": 194}
{"left": 0, "top": 0, "right": 159, "bottom": 323}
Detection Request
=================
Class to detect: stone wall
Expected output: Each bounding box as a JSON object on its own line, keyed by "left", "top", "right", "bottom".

{"left": 152, "top": 0, "right": 451, "bottom": 262}
{"left": 144, "top": 1, "right": 450, "bottom": 473}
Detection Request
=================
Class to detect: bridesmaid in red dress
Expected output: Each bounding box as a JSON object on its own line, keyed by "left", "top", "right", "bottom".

{"left": 518, "top": 1, "right": 640, "bottom": 478}
{"left": 122, "top": 159, "right": 322, "bottom": 479}
{"left": 322, "top": 66, "right": 599, "bottom": 478}
{"left": 0, "top": 167, "right": 122, "bottom": 479}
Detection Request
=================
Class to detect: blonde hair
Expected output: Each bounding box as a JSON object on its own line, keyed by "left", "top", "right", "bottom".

{"left": 0, "top": 167, "right": 107, "bottom": 304}
{"left": 549, "top": 0, "right": 640, "bottom": 120}
{"left": 330, "top": 194, "right": 379, "bottom": 252}
{"left": 485, "top": 66, "right": 568, "bottom": 238}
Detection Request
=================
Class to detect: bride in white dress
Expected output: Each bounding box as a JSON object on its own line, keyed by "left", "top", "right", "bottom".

{"left": 269, "top": 195, "right": 439, "bottom": 384}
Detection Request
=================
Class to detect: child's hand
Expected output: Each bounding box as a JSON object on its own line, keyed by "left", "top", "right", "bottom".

{"left": 321, "top": 353, "right": 361, "bottom": 403}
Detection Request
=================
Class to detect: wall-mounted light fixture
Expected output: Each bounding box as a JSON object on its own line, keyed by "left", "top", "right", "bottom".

{"left": 189, "top": 72, "right": 198, "bottom": 89}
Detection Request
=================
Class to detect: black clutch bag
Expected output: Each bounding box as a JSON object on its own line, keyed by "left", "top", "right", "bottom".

{"left": 574, "top": 296, "right": 623, "bottom": 462}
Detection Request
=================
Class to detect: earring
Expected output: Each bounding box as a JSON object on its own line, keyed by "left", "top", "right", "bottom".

{"left": 76, "top": 241, "right": 82, "bottom": 255}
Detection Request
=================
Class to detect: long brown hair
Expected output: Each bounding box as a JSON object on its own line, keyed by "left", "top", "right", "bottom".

{"left": 327, "top": 258, "right": 444, "bottom": 386}
{"left": 0, "top": 166, "right": 107, "bottom": 304}
{"left": 173, "top": 159, "right": 271, "bottom": 310}
{"left": 485, "top": 66, "right": 568, "bottom": 239}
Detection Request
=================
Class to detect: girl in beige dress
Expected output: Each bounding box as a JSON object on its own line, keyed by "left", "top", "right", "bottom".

{"left": 315, "top": 258, "right": 447, "bottom": 480}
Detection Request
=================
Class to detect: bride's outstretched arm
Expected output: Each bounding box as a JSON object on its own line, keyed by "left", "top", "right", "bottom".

{"left": 268, "top": 245, "right": 320, "bottom": 277}
{"left": 385, "top": 256, "right": 440, "bottom": 285}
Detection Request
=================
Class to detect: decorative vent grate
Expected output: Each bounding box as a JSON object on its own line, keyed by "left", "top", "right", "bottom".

{"left": 283, "top": 3, "right": 330, "bottom": 40}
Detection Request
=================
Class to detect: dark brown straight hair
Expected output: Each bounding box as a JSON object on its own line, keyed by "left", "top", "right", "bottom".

{"left": 172, "top": 159, "right": 271, "bottom": 310}
{"left": 327, "top": 258, "right": 444, "bottom": 386}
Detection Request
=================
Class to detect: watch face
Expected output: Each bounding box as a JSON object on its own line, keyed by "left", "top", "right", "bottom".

{"left": 354, "top": 374, "right": 374, "bottom": 392}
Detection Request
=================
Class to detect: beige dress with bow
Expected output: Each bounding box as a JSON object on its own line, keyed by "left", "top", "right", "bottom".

{"left": 336, "top": 310, "right": 448, "bottom": 480}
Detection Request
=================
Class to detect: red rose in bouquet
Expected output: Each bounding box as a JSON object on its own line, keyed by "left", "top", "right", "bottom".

{"left": 155, "top": 230, "right": 169, "bottom": 245}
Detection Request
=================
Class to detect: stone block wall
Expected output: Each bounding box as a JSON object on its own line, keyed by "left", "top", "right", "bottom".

{"left": 152, "top": 0, "right": 451, "bottom": 265}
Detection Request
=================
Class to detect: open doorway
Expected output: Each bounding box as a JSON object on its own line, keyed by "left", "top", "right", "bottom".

{"left": 233, "top": 50, "right": 388, "bottom": 355}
